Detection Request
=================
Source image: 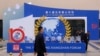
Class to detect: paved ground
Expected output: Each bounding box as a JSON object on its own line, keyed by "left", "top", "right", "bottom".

{"left": 0, "top": 40, "right": 100, "bottom": 56}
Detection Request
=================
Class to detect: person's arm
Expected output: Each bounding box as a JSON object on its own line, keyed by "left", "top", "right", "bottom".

{"left": 41, "top": 35, "right": 46, "bottom": 52}
{"left": 34, "top": 35, "right": 39, "bottom": 52}
{"left": 34, "top": 37, "right": 37, "bottom": 56}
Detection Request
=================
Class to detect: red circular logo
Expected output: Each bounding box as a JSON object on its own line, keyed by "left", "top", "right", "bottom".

{"left": 11, "top": 29, "right": 25, "bottom": 43}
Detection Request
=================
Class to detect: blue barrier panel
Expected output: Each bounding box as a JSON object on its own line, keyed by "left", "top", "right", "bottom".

{"left": 7, "top": 42, "right": 86, "bottom": 53}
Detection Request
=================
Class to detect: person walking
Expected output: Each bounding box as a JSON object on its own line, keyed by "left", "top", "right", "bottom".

{"left": 34, "top": 26, "right": 47, "bottom": 56}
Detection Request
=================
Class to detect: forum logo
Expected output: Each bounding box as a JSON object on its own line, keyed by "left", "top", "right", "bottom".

{"left": 35, "top": 16, "right": 71, "bottom": 42}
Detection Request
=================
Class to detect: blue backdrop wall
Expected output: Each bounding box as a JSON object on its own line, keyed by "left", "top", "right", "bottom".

{"left": 24, "top": 3, "right": 99, "bottom": 40}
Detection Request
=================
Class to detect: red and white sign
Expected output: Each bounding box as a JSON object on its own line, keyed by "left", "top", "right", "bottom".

{"left": 13, "top": 44, "right": 19, "bottom": 51}
{"left": 9, "top": 28, "right": 25, "bottom": 43}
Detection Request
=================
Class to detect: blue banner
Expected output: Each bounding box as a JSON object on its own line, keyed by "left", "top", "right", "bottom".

{"left": 7, "top": 42, "right": 86, "bottom": 53}
{"left": 24, "top": 3, "right": 99, "bottom": 40}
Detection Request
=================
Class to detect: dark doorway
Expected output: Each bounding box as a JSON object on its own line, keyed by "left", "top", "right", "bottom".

{"left": 0, "top": 20, "right": 2, "bottom": 39}
{"left": 68, "top": 20, "right": 85, "bottom": 36}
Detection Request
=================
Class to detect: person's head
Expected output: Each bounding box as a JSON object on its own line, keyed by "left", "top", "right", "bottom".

{"left": 38, "top": 26, "right": 44, "bottom": 33}
{"left": 87, "top": 31, "right": 90, "bottom": 35}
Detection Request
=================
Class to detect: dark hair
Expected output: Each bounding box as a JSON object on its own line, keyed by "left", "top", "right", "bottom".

{"left": 38, "top": 26, "right": 43, "bottom": 31}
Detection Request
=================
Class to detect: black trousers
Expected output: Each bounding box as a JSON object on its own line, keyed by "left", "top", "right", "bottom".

{"left": 86, "top": 39, "right": 89, "bottom": 51}
{"left": 37, "top": 52, "right": 44, "bottom": 56}
{"left": 83, "top": 40, "right": 88, "bottom": 51}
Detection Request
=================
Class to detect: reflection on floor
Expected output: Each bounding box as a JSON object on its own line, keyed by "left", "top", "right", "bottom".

{"left": 0, "top": 40, "right": 100, "bottom": 56}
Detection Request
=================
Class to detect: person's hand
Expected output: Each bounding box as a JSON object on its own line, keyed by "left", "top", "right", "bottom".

{"left": 44, "top": 52, "right": 47, "bottom": 56}
{"left": 34, "top": 52, "right": 37, "bottom": 56}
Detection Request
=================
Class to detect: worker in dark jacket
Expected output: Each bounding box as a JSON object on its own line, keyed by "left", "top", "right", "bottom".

{"left": 85, "top": 31, "right": 90, "bottom": 51}
{"left": 80, "top": 30, "right": 88, "bottom": 51}
{"left": 34, "top": 26, "right": 47, "bottom": 56}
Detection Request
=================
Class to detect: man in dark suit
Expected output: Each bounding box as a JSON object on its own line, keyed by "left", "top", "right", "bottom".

{"left": 83, "top": 33, "right": 88, "bottom": 51}
{"left": 34, "top": 26, "right": 47, "bottom": 56}
{"left": 80, "top": 30, "right": 89, "bottom": 51}
{"left": 85, "top": 31, "right": 90, "bottom": 51}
